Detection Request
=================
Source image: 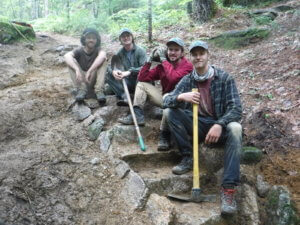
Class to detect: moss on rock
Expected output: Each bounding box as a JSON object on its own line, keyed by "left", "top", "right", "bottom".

{"left": 209, "top": 27, "right": 270, "bottom": 49}
{"left": 222, "top": 0, "right": 284, "bottom": 7}
{"left": 241, "top": 146, "right": 263, "bottom": 164}
{"left": 0, "top": 17, "right": 35, "bottom": 44}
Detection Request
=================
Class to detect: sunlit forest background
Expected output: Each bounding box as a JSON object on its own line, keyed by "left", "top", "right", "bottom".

{"left": 0, "top": 0, "right": 281, "bottom": 36}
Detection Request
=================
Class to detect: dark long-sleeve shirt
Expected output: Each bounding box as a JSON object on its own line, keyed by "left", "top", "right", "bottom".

{"left": 138, "top": 57, "right": 193, "bottom": 94}
{"left": 163, "top": 66, "right": 242, "bottom": 127}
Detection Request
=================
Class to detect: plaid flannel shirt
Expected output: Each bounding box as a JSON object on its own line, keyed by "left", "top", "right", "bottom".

{"left": 162, "top": 66, "right": 242, "bottom": 127}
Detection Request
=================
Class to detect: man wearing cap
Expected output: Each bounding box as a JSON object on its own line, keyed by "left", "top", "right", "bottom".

{"left": 163, "top": 41, "right": 242, "bottom": 215}
{"left": 119, "top": 37, "right": 193, "bottom": 151}
{"left": 65, "top": 28, "right": 107, "bottom": 104}
{"left": 106, "top": 28, "right": 147, "bottom": 106}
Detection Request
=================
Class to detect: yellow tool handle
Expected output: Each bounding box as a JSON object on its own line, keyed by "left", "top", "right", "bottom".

{"left": 192, "top": 88, "right": 200, "bottom": 189}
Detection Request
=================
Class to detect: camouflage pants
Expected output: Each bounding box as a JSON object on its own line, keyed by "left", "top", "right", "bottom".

{"left": 133, "top": 82, "right": 168, "bottom": 131}
{"left": 69, "top": 60, "right": 108, "bottom": 94}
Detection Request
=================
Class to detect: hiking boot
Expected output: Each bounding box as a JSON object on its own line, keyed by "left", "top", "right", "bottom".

{"left": 221, "top": 187, "right": 237, "bottom": 215}
{"left": 117, "top": 94, "right": 129, "bottom": 106}
{"left": 172, "top": 157, "right": 193, "bottom": 175}
{"left": 118, "top": 106, "right": 145, "bottom": 126}
{"left": 96, "top": 92, "right": 106, "bottom": 105}
{"left": 157, "top": 130, "right": 171, "bottom": 151}
{"left": 75, "top": 90, "right": 87, "bottom": 102}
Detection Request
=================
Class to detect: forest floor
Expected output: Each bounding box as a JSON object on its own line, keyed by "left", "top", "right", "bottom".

{"left": 0, "top": 0, "right": 299, "bottom": 224}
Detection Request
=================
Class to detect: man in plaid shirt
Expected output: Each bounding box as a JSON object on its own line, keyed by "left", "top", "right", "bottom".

{"left": 163, "top": 41, "right": 242, "bottom": 215}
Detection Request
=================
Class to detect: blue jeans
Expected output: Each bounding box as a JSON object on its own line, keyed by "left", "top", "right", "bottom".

{"left": 166, "top": 108, "right": 242, "bottom": 186}
{"left": 106, "top": 70, "right": 137, "bottom": 98}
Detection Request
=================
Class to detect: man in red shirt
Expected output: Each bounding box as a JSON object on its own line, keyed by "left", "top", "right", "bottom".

{"left": 119, "top": 38, "right": 193, "bottom": 151}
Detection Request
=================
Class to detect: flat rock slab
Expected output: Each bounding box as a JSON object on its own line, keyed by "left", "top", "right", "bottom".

{"left": 120, "top": 171, "right": 149, "bottom": 211}
{"left": 71, "top": 103, "right": 91, "bottom": 121}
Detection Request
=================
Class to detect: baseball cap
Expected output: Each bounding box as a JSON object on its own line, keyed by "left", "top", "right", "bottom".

{"left": 119, "top": 28, "right": 133, "bottom": 37}
{"left": 189, "top": 40, "right": 209, "bottom": 52}
{"left": 166, "top": 37, "right": 185, "bottom": 48}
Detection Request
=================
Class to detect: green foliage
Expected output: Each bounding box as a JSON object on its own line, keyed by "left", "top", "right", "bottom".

{"left": 107, "top": 0, "right": 189, "bottom": 36}
{"left": 0, "top": 16, "right": 35, "bottom": 44}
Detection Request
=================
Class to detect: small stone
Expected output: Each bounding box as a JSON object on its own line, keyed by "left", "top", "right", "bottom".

{"left": 98, "top": 129, "right": 114, "bottom": 152}
{"left": 72, "top": 103, "right": 91, "bottom": 121}
{"left": 241, "top": 146, "right": 263, "bottom": 164}
{"left": 56, "top": 45, "right": 65, "bottom": 52}
{"left": 90, "top": 157, "right": 100, "bottom": 165}
{"left": 85, "top": 98, "right": 99, "bottom": 109}
{"left": 256, "top": 175, "right": 270, "bottom": 197}
{"left": 88, "top": 118, "right": 105, "bottom": 141}
{"left": 115, "top": 161, "right": 130, "bottom": 179}
{"left": 82, "top": 115, "right": 95, "bottom": 127}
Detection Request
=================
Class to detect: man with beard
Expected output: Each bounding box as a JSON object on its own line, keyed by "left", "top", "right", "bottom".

{"left": 64, "top": 28, "right": 107, "bottom": 104}
{"left": 106, "top": 28, "right": 147, "bottom": 106}
{"left": 119, "top": 38, "right": 193, "bottom": 151}
{"left": 163, "top": 40, "right": 242, "bottom": 215}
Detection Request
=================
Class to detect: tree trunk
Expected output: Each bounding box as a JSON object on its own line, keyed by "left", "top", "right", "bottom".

{"left": 44, "top": 0, "right": 49, "bottom": 16}
{"left": 192, "top": 0, "right": 215, "bottom": 23}
{"left": 148, "top": 0, "right": 152, "bottom": 43}
{"left": 93, "top": 0, "right": 99, "bottom": 18}
{"left": 66, "top": 0, "right": 70, "bottom": 21}
{"left": 18, "top": 0, "right": 23, "bottom": 19}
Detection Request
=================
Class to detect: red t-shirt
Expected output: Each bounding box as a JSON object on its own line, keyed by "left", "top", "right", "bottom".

{"left": 138, "top": 57, "right": 193, "bottom": 94}
{"left": 197, "top": 77, "right": 215, "bottom": 117}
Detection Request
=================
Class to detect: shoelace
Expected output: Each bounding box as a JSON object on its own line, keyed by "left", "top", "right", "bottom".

{"left": 223, "top": 188, "right": 236, "bottom": 204}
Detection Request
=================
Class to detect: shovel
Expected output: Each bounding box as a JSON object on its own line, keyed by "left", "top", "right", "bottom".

{"left": 167, "top": 88, "right": 216, "bottom": 202}
{"left": 111, "top": 55, "right": 146, "bottom": 151}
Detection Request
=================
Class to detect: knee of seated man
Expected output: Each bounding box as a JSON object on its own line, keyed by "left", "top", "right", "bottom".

{"left": 226, "top": 122, "right": 242, "bottom": 138}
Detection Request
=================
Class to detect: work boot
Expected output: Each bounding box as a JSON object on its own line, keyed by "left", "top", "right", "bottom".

{"left": 172, "top": 156, "right": 193, "bottom": 175}
{"left": 221, "top": 187, "right": 237, "bottom": 215}
{"left": 118, "top": 106, "right": 145, "bottom": 126}
{"left": 117, "top": 94, "right": 129, "bottom": 106}
{"left": 157, "top": 130, "right": 171, "bottom": 151}
{"left": 96, "top": 92, "right": 106, "bottom": 105}
{"left": 75, "top": 90, "right": 87, "bottom": 102}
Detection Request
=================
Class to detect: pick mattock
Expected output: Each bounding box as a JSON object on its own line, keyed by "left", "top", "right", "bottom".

{"left": 111, "top": 55, "right": 146, "bottom": 151}
{"left": 168, "top": 88, "right": 216, "bottom": 202}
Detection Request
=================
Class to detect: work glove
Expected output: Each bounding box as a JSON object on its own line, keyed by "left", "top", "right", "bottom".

{"left": 156, "top": 47, "right": 167, "bottom": 62}
{"left": 147, "top": 48, "right": 159, "bottom": 63}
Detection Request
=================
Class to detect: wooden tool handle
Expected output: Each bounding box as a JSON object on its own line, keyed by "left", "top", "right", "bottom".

{"left": 192, "top": 88, "right": 200, "bottom": 189}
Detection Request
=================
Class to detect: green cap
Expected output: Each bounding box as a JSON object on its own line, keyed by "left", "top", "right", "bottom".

{"left": 119, "top": 28, "right": 133, "bottom": 37}
{"left": 166, "top": 37, "right": 185, "bottom": 48}
{"left": 189, "top": 40, "right": 209, "bottom": 52}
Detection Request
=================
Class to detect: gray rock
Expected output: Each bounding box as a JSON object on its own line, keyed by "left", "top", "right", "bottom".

{"left": 115, "top": 160, "right": 130, "bottom": 179}
{"left": 240, "top": 184, "right": 260, "bottom": 225}
{"left": 82, "top": 115, "right": 96, "bottom": 127}
{"left": 266, "top": 186, "right": 299, "bottom": 225}
{"left": 209, "top": 28, "right": 270, "bottom": 49}
{"left": 256, "top": 175, "right": 270, "bottom": 197}
{"left": 71, "top": 103, "right": 91, "bottom": 121}
{"left": 88, "top": 118, "right": 105, "bottom": 141}
{"left": 273, "top": 5, "right": 294, "bottom": 12}
{"left": 98, "top": 129, "right": 114, "bottom": 152}
{"left": 56, "top": 45, "right": 65, "bottom": 52}
{"left": 199, "top": 144, "right": 224, "bottom": 174}
{"left": 85, "top": 98, "right": 99, "bottom": 109}
{"left": 146, "top": 194, "right": 175, "bottom": 225}
{"left": 112, "top": 124, "right": 153, "bottom": 144}
{"left": 94, "top": 105, "right": 120, "bottom": 123}
{"left": 120, "top": 171, "right": 149, "bottom": 210}
{"left": 90, "top": 157, "right": 100, "bottom": 165}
